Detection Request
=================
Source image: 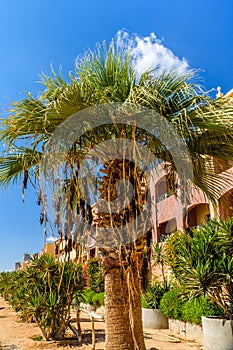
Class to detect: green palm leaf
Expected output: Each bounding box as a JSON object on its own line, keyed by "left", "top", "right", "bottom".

{"left": 0, "top": 147, "right": 41, "bottom": 186}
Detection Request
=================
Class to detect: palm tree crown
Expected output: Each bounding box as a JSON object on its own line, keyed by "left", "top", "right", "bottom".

{"left": 1, "top": 43, "right": 233, "bottom": 201}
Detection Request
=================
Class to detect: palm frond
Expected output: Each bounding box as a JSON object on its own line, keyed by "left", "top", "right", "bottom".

{"left": 0, "top": 38, "right": 233, "bottom": 209}
{"left": 0, "top": 147, "right": 41, "bottom": 186}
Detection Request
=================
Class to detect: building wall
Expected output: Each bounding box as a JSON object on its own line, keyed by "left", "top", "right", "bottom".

{"left": 150, "top": 163, "right": 233, "bottom": 243}
{"left": 44, "top": 242, "right": 55, "bottom": 256}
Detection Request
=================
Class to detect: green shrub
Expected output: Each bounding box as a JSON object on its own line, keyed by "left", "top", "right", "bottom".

{"left": 92, "top": 291, "right": 105, "bottom": 307}
{"left": 159, "top": 289, "right": 184, "bottom": 320}
{"left": 164, "top": 218, "right": 233, "bottom": 319}
{"left": 82, "top": 288, "right": 105, "bottom": 308}
{"left": 182, "top": 296, "right": 224, "bottom": 325}
{"left": 160, "top": 289, "right": 224, "bottom": 325}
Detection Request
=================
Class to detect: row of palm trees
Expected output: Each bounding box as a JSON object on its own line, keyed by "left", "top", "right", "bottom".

{"left": 1, "top": 40, "right": 233, "bottom": 349}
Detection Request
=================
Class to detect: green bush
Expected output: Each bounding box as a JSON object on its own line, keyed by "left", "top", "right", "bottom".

{"left": 160, "top": 290, "right": 224, "bottom": 325}
{"left": 159, "top": 289, "right": 184, "bottom": 320}
{"left": 82, "top": 288, "right": 105, "bottom": 308}
{"left": 182, "top": 296, "right": 224, "bottom": 325}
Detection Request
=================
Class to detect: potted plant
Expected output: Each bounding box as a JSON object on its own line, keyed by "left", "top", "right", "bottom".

{"left": 165, "top": 218, "right": 233, "bottom": 350}
{"left": 141, "top": 282, "right": 169, "bottom": 329}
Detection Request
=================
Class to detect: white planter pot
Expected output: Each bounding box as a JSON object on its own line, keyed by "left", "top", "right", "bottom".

{"left": 202, "top": 316, "right": 233, "bottom": 350}
{"left": 142, "top": 308, "right": 168, "bottom": 329}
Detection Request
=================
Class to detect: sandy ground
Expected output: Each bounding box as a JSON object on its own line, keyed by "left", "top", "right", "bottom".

{"left": 0, "top": 297, "right": 203, "bottom": 350}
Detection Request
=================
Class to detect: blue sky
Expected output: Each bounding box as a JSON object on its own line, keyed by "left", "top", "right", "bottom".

{"left": 0, "top": 0, "right": 232, "bottom": 271}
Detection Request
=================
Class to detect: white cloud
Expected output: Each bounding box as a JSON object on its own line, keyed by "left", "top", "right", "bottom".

{"left": 115, "top": 30, "right": 189, "bottom": 75}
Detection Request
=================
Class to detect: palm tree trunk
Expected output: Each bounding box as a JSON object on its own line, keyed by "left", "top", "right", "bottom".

{"left": 127, "top": 257, "right": 146, "bottom": 350}
{"left": 96, "top": 158, "right": 147, "bottom": 350}
{"left": 103, "top": 245, "right": 146, "bottom": 350}
{"left": 104, "top": 266, "right": 146, "bottom": 350}
{"left": 104, "top": 267, "right": 134, "bottom": 350}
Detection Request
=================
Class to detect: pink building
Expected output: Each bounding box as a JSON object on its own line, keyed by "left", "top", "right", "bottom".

{"left": 150, "top": 87, "right": 233, "bottom": 244}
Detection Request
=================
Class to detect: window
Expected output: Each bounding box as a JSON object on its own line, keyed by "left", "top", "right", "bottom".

{"left": 157, "top": 218, "right": 177, "bottom": 242}
{"left": 155, "top": 176, "right": 175, "bottom": 203}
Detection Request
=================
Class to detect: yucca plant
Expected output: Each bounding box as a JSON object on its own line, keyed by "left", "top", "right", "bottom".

{"left": 141, "top": 281, "right": 169, "bottom": 309}
{"left": 152, "top": 243, "right": 167, "bottom": 287}
{"left": 0, "top": 255, "right": 85, "bottom": 340}
{"left": 26, "top": 254, "right": 85, "bottom": 340}
{"left": 165, "top": 218, "right": 233, "bottom": 319}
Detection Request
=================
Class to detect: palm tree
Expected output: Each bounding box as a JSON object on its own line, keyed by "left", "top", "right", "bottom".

{"left": 1, "top": 41, "right": 233, "bottom": 349}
